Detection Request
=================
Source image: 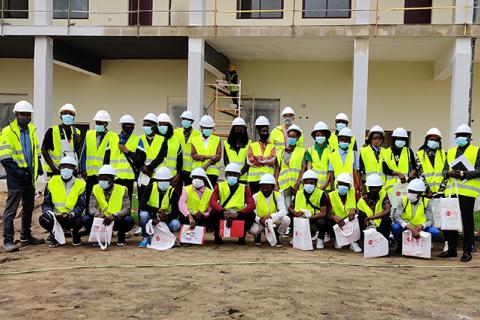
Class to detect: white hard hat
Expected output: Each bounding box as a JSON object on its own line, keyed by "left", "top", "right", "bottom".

{"left": 157, "top": 113, "right": 172, "bottom": 124}
{"left": 335, "top": 113, "right": 349, "bottom": 122}
{"left": 302, "top": 169, "right": 319, "bottom": 181}
{"left": 336, "top": 172, "right": 353, "bottom": 185}
{"left": 232, "top": 117, "right": 247, "bottom": 127}
{"left": 155, "top": 167, "right": 173, "bottom": 180}
{"left": 369, "top": 125, "right": 384, "bottom": 136}
{"left": 426, "top": 127, "right": 442, "bottom": 138}
{"left": 190, "top": 167, "right": 207, "bottom": 179}
{"left": 259, "top": 173, "right": 276, "bottom": 185}
{"left": 392, "top": 127, "right": 408, "bottom": 138}
{"left": 255, "top": 116, "right": 270, "bottom": 126}
{"left": 93, "top": 110, "right": 112, "bottom": 122}
{"left": 59, "top": 156, "right": 77, "bottom": 167}
{"left": 225, "top": 162, "right": 241, "bottom": 174}
{"left": 281, "top": 106, "right": 295, "bottom": 116}
{"left": 98, "top": 165, "right": 116, "bottom": 176}
{"left": 365, "top": 174, "right": 384, "bottom": 187}
{"left": 287, "top": 124, "right": 302, "bottom": 134}
{"left": 338, "top": 127, "right": 353, "bottom": 138}
{"left": 408, "top": 178, "right": 426, "bottom": 192}
{"left": 312, "top": 121, "right": 329, "bottom": 133}
{"left": 58, "top": 103, "right": 76, "bottom": 114}
{"left": 118, "top": 114, "right": 135, "bottom": 125}
{"left": 180, "top": 110, "right": 195, "bottom": 121}
{"left": 143, "top": 113, "right": 159, "bottom": 124}
{"left": 13, "top": 100, "right": 34, "bottom": 113}
{"left": 199, "top": 115, "right": 215, "bottom": 128}
{"left": 455, "top": 124, "right": 472, "bottom": 135}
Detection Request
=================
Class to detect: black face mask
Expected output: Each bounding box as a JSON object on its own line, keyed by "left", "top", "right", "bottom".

{"left": 17, "top": 118, "right": 31, "bottom": 127}
{"left": 123, "top": 126, "right": 134, "bottom": 135}
{"left": 261, "top": 190, "right": 273, "bottom": 198}
{"left": 259, "top": 133, "right": 269, "bottom": 141}
{"left": 368, "top": 190, "right": 380, "bottom": 200}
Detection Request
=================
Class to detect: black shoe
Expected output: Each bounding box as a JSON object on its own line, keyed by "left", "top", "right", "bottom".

{"left": 214, "top": 237, "right": 223, "bottom": 245}
{"left": 72, "top": 232, "right": 82, "bottom": 246}
{"left": 20, "top": 236, "right": 45, "bottom": 246}
{"left": 460, "top": 252, "right": 472, "bottom": 262}
{"left": 117, "top": 233, "right": 126, "bottom": 246}
{"left": 237, "top": 237, "right": 246, "bottom": 245}
{"left": 3, "top": 242, "right": 20, "bottom": 253}
{"left": 48, "top": 239, "right": 59, "bottom": 248}
{"left": 438, "top": 250, "right": 457, "bottom": 258}
{"left": 254, "top": 235, "right": 261, "bottom": 246}
{"left": 46, "top": 234, "right": 55, "bottom": 245}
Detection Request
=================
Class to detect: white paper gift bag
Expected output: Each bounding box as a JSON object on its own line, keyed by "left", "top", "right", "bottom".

{"left": 264, "top": 219, "right": 277, "bottom": 247}
{"left": 292, "top": 217, "right": 313, "bottom": 251}
{"left": 88, "top": 217, "right": 114, "bottom": 250}
{"left": 430, "top": 199, "right": 442, "bottom": 228}
{"left": 179, "top": 225, "right": 206, "bottom": 245}
{"left": 438, "top": 198, "right": 462, "bottom": 231}
{"left": 363, "top": 228, "right": 389, "bottom": 259}
{"left": 146, "top": 220, "right": 176, "bottom": 250}
{"left": 333, "top": 216, "right": 361, "bottom": 247}
{"left": 389, "top": 182, "right": 408, "bottom": 209}
{"left": 402, "top": 230, "right": 431, "bottom": 259}
{"left": 48, "top": 211, "right": 66, "bottom": 245}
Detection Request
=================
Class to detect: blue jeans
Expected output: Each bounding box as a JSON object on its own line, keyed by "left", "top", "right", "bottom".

{"left": 139, "top": 211, "right": 180, "bottom": 238}
{"left": 392, "top": 223, "right": 440, "bottom": 242}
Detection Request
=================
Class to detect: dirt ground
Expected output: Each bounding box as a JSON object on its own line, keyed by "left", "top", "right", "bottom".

{"left": 0, "top": 192, "right": 479, "bottom": 320}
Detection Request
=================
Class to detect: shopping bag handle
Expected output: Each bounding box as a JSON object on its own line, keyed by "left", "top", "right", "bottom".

{"left": 146, "top": 219, "right": 155, "bottom": 236}
{"left": 447, "top": 180, "right": 459, "bottom": 199}
{"left": 96, "top": 222, "right": 109, "bottom": 250}
{"left": 338, "top": 221, "right": 354, "bottom": 237}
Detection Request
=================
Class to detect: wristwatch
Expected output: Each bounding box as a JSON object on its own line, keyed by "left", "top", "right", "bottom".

{"left": 460, "top": 171, "right": 465, "bottom": 178}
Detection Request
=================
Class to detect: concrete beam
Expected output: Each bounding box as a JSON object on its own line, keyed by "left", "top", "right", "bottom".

{"left": 52, "top": 40, "right": 102, "bottom": 75}
{"left": 187, "top": 38, "right": 205, "bottom": 128}
{"left": 33, "top": 36, "right": 53, "bottom": 140}
{"left": 351, "top": 38, "right": 369, "bottom": 147}
{"left": 433, "top": 42, "right": 455, "bottom": 80}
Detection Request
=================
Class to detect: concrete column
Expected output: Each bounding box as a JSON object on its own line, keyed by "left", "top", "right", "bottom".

{"left": 449, "top": 38, "right": 472, "bottom": 147}
{"left": 33, "top": 36, "right": 53, "bottom": 139}
{"left": 455, "top": 0, "right": 474, "bottom": 24}
{"left": 187, "top": 38, "right": 205, "bottom": 128}
{"left": 354, "top": 0, "right": 371, "bottom": 24}
{"left": 189, "top": 0, "right": 206, "bottom": 26}
{"left": 34, "top": 0, "right": 53, "bottom": 25}
{"left": 351, "top": 38, "right": 370, "bottom": 147}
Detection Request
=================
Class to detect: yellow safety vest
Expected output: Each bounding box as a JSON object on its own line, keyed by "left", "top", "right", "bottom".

{"left": 191, "top": 134, "right": 221, "bottom": 176}
{"left": 109, "top": 133, "right": 140, "bottom": 180}
{"left": 294, "top": 188, "right": 324, "bottom": 214}
{"left": 140, "top": 134, "right": 166, "bottom": 164}
{"left": 416, "top": 149, "right": 446, "bottom": 193}
{"left": 308, "top": 144, "right": 333, "bottom": 189}
{"left": 224, "top": 140, "right": 249, "bottom": 181}
{"left": 269, "top": 125, "right": 305, "bottom": 151}
{"left": 47, "top": 176, "right": 86, "bottom": 214}
{"left": 328, "top": 149, "right": 354, "bottom": 176}
{"left": 84, "top": 130, "right": 116, "bottom": 177}
{"left": 383, "top": 147, "right": 410, "bottom": 193}
{"left": 185, "top": 185, "right": 213, "bottom": 215}
{"left": 277, "top": 147, "right": 305, "bottom": 191}
{"left": 218, "top": 181, "right": 246, "bottom": 211}
{"left": 356, "top": 189, "right": 387, "bottom": 227}
{"left": 445, "top": 145, "right": 480, "bottom": 198}
{"left": 147, "top": 183, "right": 175, "bottom": 211}
{"left": 159, "top": 136, "right": 181, "bottom": 176}
{"left": 0, "top": 120, "right": 41, "bottom": 183}
{"left": 401, "top": 196, "right": 428, "bottom": 227}
{"left": 43, "top": 125, "right": 81, "bottom": 173}
{"left": 329, "top": 134, "right": 356, "bottom": 151}
{"left": 256, "top": 191, "right": 280, "bottom": 218}
{"left": 173, "top": 127, "right": 200, "bottom": 173}
{"left": 248, "top": 141, "right": 275, "bottom": 182}
{"left": 329, "top": 188, "right": 356, "bottom": 219}
{"left": 92, "top": 183, "right": 126, "bottom": 216}
{"left": 360, "top": 146, "right": 386, "bottom": 182}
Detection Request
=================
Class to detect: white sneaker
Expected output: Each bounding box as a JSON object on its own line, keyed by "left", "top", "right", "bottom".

{"left": 284, "top": 227, "right": 291, "bottom": 238}
{"left": 133, "top": 226, "right": 142, "bottom": 236}
{"left": 334, "top": 239, "right": 342, "bottom": 249}
{"left": 324, "top": 233, "right": 331, "bottom": 243}
{"left": 316, "top": 239, "right": 324, "bottom": 249}
{"left": 311, "top": 231, "right": 319, "bottom": 242}
{"left": 350, "top": 242, "right": 362, "bottom": 253}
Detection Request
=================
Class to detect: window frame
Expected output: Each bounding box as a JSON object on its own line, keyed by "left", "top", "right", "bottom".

{"left": 2, "top": 0, "right": 29, "bottom": 19}
{"left": 302, "top": 0, "right": 352, "bottom": 19}
{"left": 236, "top": 0, "right": 284, "bottom": 20}
{"left": 53, "top": 0, "right": 89, "bottom": 20}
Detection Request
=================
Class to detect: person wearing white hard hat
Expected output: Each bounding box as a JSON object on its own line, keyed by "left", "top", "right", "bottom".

{"left": 178, "top": 167, "right": 213, "bottom": 231}
{"left": 359, "top": 125, "right": 387, "bottom": 188}
{"left": 209, "top": 163, "right": 256, "bottom": 245}
{"left": 383, "top": 127, "right": 417, "bottom": 194}
{"left": 224, "top": 117, "right": 250, "bottom": 184}
{"left": 288, "top": 170, "right": 329, "bottom": 250}
{"left": 356, "top": 173, "right": 392, "bottom": 240}
{"left": 440, "top": 124, "right": 480, "bottom": 262}
{"left": 41, "top": 103, "right": 81, "bottom": 176}
{"left": 275, "top": 124, "right": 307, "bottom": 209}
{"left": 247, "top": 116, "right": 277, "bottom": 194}
{"left": 79, "top": 110, "right": 116, "bottom": 216}
{"left": 328, "top": 173, "right": 362, "bottom": 252}
{"left": 0, "top": 100, "right": 45, "bottom": 252}
{"left": 157, "top": 113, "right": 182, "bottom": 188}
{"left": 137, "top": 167, "right": 181, "bottom": 247}
{"left": 269, "top": 106, "right": 305, "bottom": 151}
{"left": 329, "top": 113, "right": 357, "bottom": 151}
{"left": 306, "top": 121, "right": 334, "bottom": 191}
{"left": 39, "top": 156, "right": 86, "bottom": 247}
{"left": 85, "top": 165, "right": 134, "bottom": 246}
{"left": 191, "top": 115, "right": 222, "bottom": 187}
{"left": 392, "top": 178, "right": 439, "bottom": 254}
{"left": 250, "top": 173, "right": 289, "bottom": 246}
{"left": 173, "top": 110, "right": 201, "bottom": 186}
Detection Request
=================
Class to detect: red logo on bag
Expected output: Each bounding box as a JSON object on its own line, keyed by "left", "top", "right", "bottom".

{"left": 368, "top": 240, "right": 373, "bottom": 246}
{"left": 156, "top": 236, "right": 161, "bottom": 241}
{"left": 446, "top": 211, "right": 452, "bottom": 217}
{"left": 396, "top": 192, "right": 401, "bottom": 196}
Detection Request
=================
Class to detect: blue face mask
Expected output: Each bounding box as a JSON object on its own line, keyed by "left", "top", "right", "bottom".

{"left": 143, "top": 126, "right": 153, "bottom": 136}
{"left": 303, "top": 184, "right": 315, "bottom": 194}
{"left": 158, "top": 181, "right": 170, "bottom": 191}
{"left": 60, "top": 168, "right": 73, "bottom": 180}
{"left": 95, "top": 124, "right": 106, "bottom": 133}
{"left": 99, "top": 180, "right": 110, "bottom": 190}
{"left": 227, "top": 176, "right": 238, "bottom": 186}
{"left": 395, "top": 140, "right": 406, "bottom": 149}
{"left": 339, "top": 142, "right": 349, "bottom": 150}
{"left": 455, "top": 136, "right": 469, "bottom": 147}
{"left": 427, "top": 140, "right": 440, "bottom": 150}
{"left": 61, "top": 114, "right": 74, "bottom": 126}
{"left": 338, "top": 185, "right": 349, "bottom": 196}
{"left": 158, "top": 125, "right": 168, "bottom": 135}
{"left": 203, "top": 128, "right": 213, "bottom": 137}
{"left": 287, "top": 137, "right": 297, "bottom": 146}
{"left": 182, "top": 120, "right": 192, "bottom": 129}
{"left": 315, "top": 136, "right": 326, "bottom": 145}
{"left": 336, "top": 123, "right": 347, "bottom": 131}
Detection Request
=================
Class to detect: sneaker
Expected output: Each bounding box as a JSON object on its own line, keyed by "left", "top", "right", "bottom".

{"left": 316, "top": 239, "right": 325, "bottom": 250}
{"left": 283, "top": 227, "right": 291, "bottom": 238}
{"left": 72, "top": 232, "right": 82, "bottom": 246}
{"left": 254, "top": 235, "right": 261, "bottom": 246}
{"left": 311, "top": 231, "right": 319, "bottom": 242}
{"left": 334, "top": 239, "right": 342, "bottom": 249}
{"left": 46, "top": 234, "right": 55, "bottom": 246}
{"left": 117, "top": 233, "right": 127, "bottom": 246}
{"left": 324, "top": 233, "right": 331, "bottom": 243}
{"left": 133, "top": 226, "right": 142, "bottom": 236}
{"left": 20, "top": 236, "right": 45, "bottom": 246}
{"left": 442, "top": 241, "right": 449, "bottom": 253}
{"left": 3, "top": 242, "right": 20, "bottom": 253}
{"left": 460, "top": 252, "right": 472, "bottom": 262}
{"left": 350, "top": 242, "right": 362, "bottom": 253}
{"left": 48, "top": 239, "right": 60, "bottom": 248}
{"left": 437, "top": 250, "right": 457, "bottom": 258}
{"left": 137, "top": 237, "right": 150, "bottom": 248}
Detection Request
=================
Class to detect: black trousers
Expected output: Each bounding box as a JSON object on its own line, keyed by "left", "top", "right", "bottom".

{"left": 310, "top": 217, "right": 335, "bottom": 238}
{"left": 115, "top": 178, "right": 135, "bottom": 202}
{"left": 357, "top": 211, "right": 392, "bottom": 241}
{"left": 3, "top": 188, "right": 35, "bottom": 244}
{"left": 443, "top": 195, "right": 476, "bottom": 253}
{"left": 39, "top": 212, "right": 83, "bottom": 235}
{"left": 85, "top": 176, "right": 98, "bottom": 215}
{"left": 209, "top": 210, "right": 255, "bottom": 240}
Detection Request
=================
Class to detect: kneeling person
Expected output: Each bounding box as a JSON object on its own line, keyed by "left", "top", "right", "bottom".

{"left": 179, "top": 167, "right": 213, "bottom": 229}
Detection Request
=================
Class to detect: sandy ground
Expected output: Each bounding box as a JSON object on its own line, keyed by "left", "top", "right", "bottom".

{"left": 0, "top": 192, "right": 479, "bottom": 320}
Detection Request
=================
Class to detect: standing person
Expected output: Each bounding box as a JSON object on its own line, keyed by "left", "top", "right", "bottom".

{"left": 359, "top": 125, "right": 387, "bottom": 184}
{"left": 224, "top": 117, "right": 250, "bottom": 184}
{"left": 191, "top": 115, "right": 222, "bottom": 188}
{"left": 227, "top": 64, "right": 239, "bottom": 108}
{"left": 269, "top": 107, "right": 304, "bottom": 152}
{"left": 0, "top": 101, "right": 45, "bottom": 252}
{"left": 416, "top": 128, "right": 446, "bottom": 196}
{"left": 440, "top": 124, "right": 480, "bottom": 262}
{"left": 157, "top": 113, "right": 182, "bottom": 189}
{"left": 173, "top": 110, "right": 200, "bottom": 186}
{"left": 247, "top": 116, "right": 276, "bottom": 194}
{"left": 41, "top": 103, "right": 82, "bottom": 176}
{"left": 306, "top": 121, "right": 334, "bottom": 191}
{"left": 329, "top": 113, "right": 357, "bottom": 151}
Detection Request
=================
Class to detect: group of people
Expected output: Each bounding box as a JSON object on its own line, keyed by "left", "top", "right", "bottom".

{"left": 1, "top": 101, "right": 478, "bottom": 262}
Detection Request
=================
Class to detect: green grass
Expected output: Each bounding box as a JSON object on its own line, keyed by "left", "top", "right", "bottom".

{"left": 475, "top": 211, "right": 480, "bottom": 232}
{"left": 131, "top": 191, "right": 139, "bottom": 223}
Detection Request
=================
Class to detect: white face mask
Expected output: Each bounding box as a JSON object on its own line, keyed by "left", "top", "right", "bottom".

{"left": 407, "top": 192, "right": 418, "bottom": 203}
{"left": 192, "top": 178, "right": 204, "bottom": 189}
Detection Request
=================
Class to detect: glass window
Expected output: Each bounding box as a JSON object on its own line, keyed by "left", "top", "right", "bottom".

{"left": 303, "top": 0, "right": 350, "bottom": 18}
{"left": 2, "top": 0, "right": 28, "bottom": 19}
{"left": 53, "top": 0, "right": 89, "bottom": 19}
{"left": 237, "top": 0, "right": 283, "bottom": 19}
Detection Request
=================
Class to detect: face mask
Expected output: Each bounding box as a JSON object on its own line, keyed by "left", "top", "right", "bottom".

{"left": 338, "top": 185, "right": 349, "bottom": 196}
{"left": 427, "top": 140, "right": 439, "bottom": 150}
{"left": 259, "top": 133, "right": 269, "bottom": 141}
{"left": 368, "top": 190, "right": 380, "bottom": 200}
{"left": 123, "top": 126, "right": 134, "bottom": 135}
{"left": 192, "top": 178, "right": 204, "bottom": 189}
{"left": 60, "top": 168, "right": 73, "bottom": 180}
{"left": 315, "top": 136, "right": 326, "bottom": 145}
{"left": 17, "top": 118, "right": 31, "bottom": 127}
{"left": 283, "top": 117, "right": 293, "bottom": 126}
{"left": 95, "top": 124, "right": 106, "bottom": 133}
{"left": 303, "top": 184, "right": 315, "bottom": 194}
{"left": 227, "top": 176, "right": 238, "bottom": 186}
{"left": 407, "top": 192, "right": 418, "bottom": 203}
{"left": 158, "top": 125, "right": 168, "bottom": 135}
{"left": 455, "top": 136, "right": 469, "bottom": 147}
{"left": 158, "top": 181, "right": 170, "bottom": 191}
{"left": 61, "top": 114, "right": 75, "bottom": 126}
{"left": 143, "top": 126, "right": 153, "bottom": 136}
{"left": 261, "top": 190, "right": 273, "bottom": 198}
{"left": 339, "top": 142, "right": 349, "bottom": 150}
{"left": 99, "top": 180, "right": 110, "bottom": 190}
{"left": 336, "top": 123, "right": 346, "bottom": 131}
{"left": 202, "top": 128, "right": 212, "bottom": 137}
{"left": 287, "top": 137, "right": 297, "bottom": 146}
{"left": 395, "top": 140, "right": 406, "bottom": 149}
{"left": 182, "top": 120, "right": 192, "bottom": 129}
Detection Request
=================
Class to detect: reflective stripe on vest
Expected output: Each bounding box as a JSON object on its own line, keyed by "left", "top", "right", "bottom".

{"left": 92, "top": 183, "right": 126, "bottom": 216}
{"left": 402, "top": 197, "right": 428, "bottom": 227}
{"left": 140, "top": 134, "right": 166, "bottom": 165}
{"left": 329, "top": 188, "right": 356, "bottom": 219}
{"left": 159, "top": 136, "right": 181, "bottom": 176}
{"left": 384, "top": 147, "right": 410, "bottom": 193}
{"left": 445, "top": 145, "right": 480, "bottom": 198}
{"left": 294, "top": 188, "right": 324, "bottom": 213}
{"left": 48, "top": 176, "right": 86, "bottom": 214}
{"left": 185, "top": 185, "right": 213, "bottom": 214}
{"left": 147, "top": 183, "right": 174, "bottom": 210}
{"left": 416, "top": 149, "right": 446, "bottom": 193}
{"left": 109, "top": 133, "right": 140, "bottom": 180}
{"left": 85, "top": 130, "right": 116, "bottom": 176}
{"left": 329, "top": 149, "right": 354, "bottom": 177}
{"left": 224, "top": 140, "right": 249, "bottom": 181}
{"left": 44, "top": 125, "right": 80, "bottom": 173}
{"left": 360, "top": 146, "right": 386, "bottom": 181}
{"left": 174, "top": 127, "right": 200, "bottom": 173}
{"left": 356, "top": 189, "right": 387, "bottom": 228}
{"left": 256, "top": 191, "right": 280, "bottom": 218}
{"left": 191, "top": 134, "right": 221, "bottom": 177}
{"left": 218, "top": 181, "right": 246, "bottom": 211}
{"left": 278, "top": 147, "right": 305, "bottom": 190}
{"left": 247, "top": 141, "right": 275, "bottom": 182}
